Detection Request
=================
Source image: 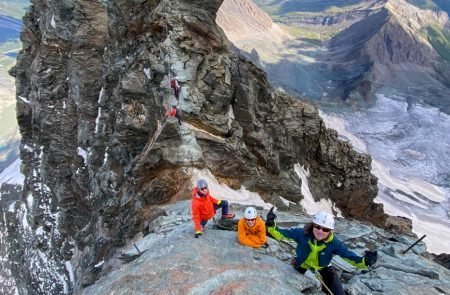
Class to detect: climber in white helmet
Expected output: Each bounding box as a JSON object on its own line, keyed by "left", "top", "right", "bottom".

{"left": 237, "top": 206, "right": 267, "bottom": 248}
{"left": 266, "top": 209, "right": 377, "bottom": 295}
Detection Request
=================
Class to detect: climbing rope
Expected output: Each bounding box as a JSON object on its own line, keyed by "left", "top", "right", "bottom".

{"left": 314, "top": 271, "right": 334, "bottom": 295}
{"left": 164, "top": 0, "right": 173, "bottom": 111}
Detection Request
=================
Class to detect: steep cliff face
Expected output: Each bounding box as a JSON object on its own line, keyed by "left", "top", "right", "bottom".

{"left": 8, "top": 0, "right": 387, "bottom": 292}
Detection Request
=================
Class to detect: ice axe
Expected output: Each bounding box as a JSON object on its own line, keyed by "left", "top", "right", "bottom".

{"left": 402, "top": 234, "right": 426, "bottom": 254}
{"left": 118, "top": 243, "right": 148, "bottom": 263}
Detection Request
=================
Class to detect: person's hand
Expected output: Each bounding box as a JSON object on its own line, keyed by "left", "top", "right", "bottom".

{"left": 364, "top": 250, "right": 378, "bottom": 267}
{"left": 265, "top": 207, "right": 277, "bottom": 227}
{"left": 195, "top": 231, "right": 202, "bottom": 238}
{"left": 304, "top": 269, "right": 321, "bottom": 288}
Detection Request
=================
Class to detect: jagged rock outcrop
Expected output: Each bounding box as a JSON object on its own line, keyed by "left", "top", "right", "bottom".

{"left": 325, "top": 0, "right": 450, "bottom": 109}
{"left": 7, "top": 0, "right": 390, "bottom": 292}
{"left": 81, "top": 201, "right": 450, "bottom": 295}
{"left": 0, "top": 183, "right": 23, "bottom": 295}
{"left": 237, "top": 0, "right": 450, "bottom": 113}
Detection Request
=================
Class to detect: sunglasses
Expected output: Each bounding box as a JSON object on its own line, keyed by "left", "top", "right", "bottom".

{"left": 313, "top": 224, "right": 331, "bottom": 232}
{"left": 245, "top": 218, "right": 256, "bottom": 222}
{"left": 199, "top": 187, "right": 208, "bottom": 190}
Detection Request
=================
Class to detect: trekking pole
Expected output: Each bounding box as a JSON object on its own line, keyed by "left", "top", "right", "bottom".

{"left": 402, "top": 234, "right": 426, "bottom": 254}
{"left": 133, "top": 243, "right": 142, "bottom": 255}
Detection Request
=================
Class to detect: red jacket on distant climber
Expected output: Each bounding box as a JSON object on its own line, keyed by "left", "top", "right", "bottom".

{"left": 170, "top": 77, "right": 180, "bottom": 99}
{"left": 165, "top": 107, "right": 177, "bottom": 117}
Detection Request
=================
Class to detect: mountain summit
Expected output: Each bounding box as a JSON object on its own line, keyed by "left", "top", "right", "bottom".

{"left": 220, "top": 0, "right": 450, "bottom": 113}
{"left": 3, "top": 0, "right": 445, "bottom": 293}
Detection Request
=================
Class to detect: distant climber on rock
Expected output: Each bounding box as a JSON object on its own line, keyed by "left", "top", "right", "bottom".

{"left": 266, "top": 209, "right": 377, "bottom": 295}
{"left": 238, "top": 206, "right": 268, "bottom": 248}
{"left": 191, "top": 179, "right": 235, "bottom": 238}
{"left": 164, "top": 104, "right": 181, "bottom": 125}
{"left": 170, "top": 76, "right": 181, "bottom": 99}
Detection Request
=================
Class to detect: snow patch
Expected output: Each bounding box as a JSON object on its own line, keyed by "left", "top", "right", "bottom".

{"left": 77, "top": 147, "right": 87, "bottom": 163}
{"left": 94, "top": 108, "right": 101, "bottom": 133}
{"left": 295, "top": 164, "right": 342, "bottom": 217}
{"left": 190, "top": 169, "right": 271, "bottom": 209}
{"left": 50, "top": 15, "right": 56, "bottom": 28}
{"left": 279, "top": 196, "right": 295, "bottom": 207}
{"left": 373, "top": 160, "right": 446, "bottom": 206}
{"left": 0, "top": 158, "right": 25, "bottom": 185}
{"left": 65, "top": 261, "right": 74, "bottom": 283}
{"left": 36, "top": 226, "right": 44, "bottom": 235}
{"left": 8, "top": 201, "right": 16, "bottom": 212}
{"left": 98, "top": 87, "right": 104, "bottom": 104}
{"left": 320, "top": 111, "right": 367, "bottom": 153}
{"left": 144, "top": 68, "right": 151, "bottom": 79}
{"left": 19, "top": 96, "right": 30, "bottom": 103}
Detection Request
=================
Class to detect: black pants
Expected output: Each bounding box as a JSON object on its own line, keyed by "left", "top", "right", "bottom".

{"left": 295, "top": 265, "right": 345, "bottom": 295}
{"left": 319, "top": 266, "right": 345, "bottom": 295}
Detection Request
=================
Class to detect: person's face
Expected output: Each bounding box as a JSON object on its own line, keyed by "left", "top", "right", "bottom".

{"left": 312, "top": 224, "right": 331, "bottom": 241}
{"left": 198, "top": 186, "right": 208, "bottom": 196}
{"left": 245, "top": 218, "right": 256, "bottom": 227}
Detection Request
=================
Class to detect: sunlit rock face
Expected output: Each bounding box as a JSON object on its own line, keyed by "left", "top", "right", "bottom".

{"left": 6, "top": 0, "right": 392, "bottom": 292}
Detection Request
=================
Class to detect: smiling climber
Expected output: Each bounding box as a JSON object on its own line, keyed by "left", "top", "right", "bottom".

{"left": 237, "top": 206, "right": 268, "bottom": 248}
{"left": 266, "top": 209, "right": 378, "bottom": 295}
{"left": 191, "top": 179, "right": 235, "bottom": 238}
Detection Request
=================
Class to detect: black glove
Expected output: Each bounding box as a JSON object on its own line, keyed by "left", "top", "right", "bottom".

{"left": 195, "top": 231, "right": 202, "bottom": 238}
{"left": 265, "top": 207, "right": 277, "bottom": 227}
{"left": 364, "top": 250, "right": 378, "bottom": 267}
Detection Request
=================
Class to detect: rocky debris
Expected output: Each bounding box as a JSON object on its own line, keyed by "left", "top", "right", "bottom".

{"left": 81, "top": 201, "right": 450, "bottom": 295}
{"left": 6, "top": 0, "right": 397, "bottom": 292}
{"left": 433, "top": 253, "right": 450, "bottom": 270}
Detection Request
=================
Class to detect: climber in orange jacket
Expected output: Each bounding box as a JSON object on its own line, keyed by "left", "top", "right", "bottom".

{"left": 164, "top": 104, "right": 181, "bottom": 125}
{"left": 191, "top": 179, "right": 234, "bottom": 238}
{"left": 238, "top": 207, "right": 267, "bottom": 248}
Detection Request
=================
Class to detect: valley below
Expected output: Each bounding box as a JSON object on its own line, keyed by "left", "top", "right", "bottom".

{"left": 218, "top": 0, "right": 450, "bottom": 254}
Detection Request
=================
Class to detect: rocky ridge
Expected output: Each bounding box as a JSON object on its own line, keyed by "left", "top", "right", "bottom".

{"left": 81, "top": 201, "right": 450, "bottom": 295}
{"left": 227, "top": 0, "right": 450, "bottom": 112}
{"left": 2, "top": 0, "right": 416, "bottom": 293}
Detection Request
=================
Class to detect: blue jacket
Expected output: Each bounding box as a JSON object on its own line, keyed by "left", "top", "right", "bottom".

{"left": 268, "top": 225, "right": 366, "bottom": 270}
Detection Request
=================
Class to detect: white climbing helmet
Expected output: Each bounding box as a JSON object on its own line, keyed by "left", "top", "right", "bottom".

{"left": 312, "top": 211, "right": 335, "bottom": 230}
{"left": 244, "top": 207, "right": 257, "bottom": 219}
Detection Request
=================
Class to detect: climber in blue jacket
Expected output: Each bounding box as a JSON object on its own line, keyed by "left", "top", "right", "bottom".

{"left": 266, "top": 208, "right": 377, "bottom": 295}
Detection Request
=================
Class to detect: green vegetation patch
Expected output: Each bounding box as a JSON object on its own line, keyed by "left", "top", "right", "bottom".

{"left": 281, "top": 24, "right": 338, "bottom": 41}
{"left": 427, "top": 25, "right": 450, "bottom": 64}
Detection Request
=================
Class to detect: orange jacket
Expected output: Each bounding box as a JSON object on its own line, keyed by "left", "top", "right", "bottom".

{"left": 191, "top": 187, "right": 220, "bottom": 232}
{"left": 237, "top": 217, "right": 267, "bottom": 248}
